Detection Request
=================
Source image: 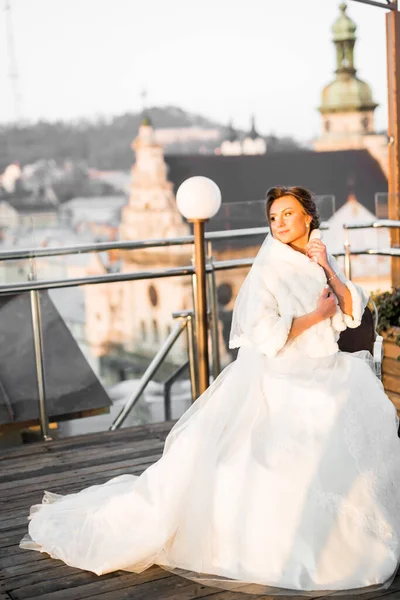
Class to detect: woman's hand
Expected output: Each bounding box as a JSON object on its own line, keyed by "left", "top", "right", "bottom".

{"left": 315, "top": 287, "right": 337, "bottom": 320}
{"left": 306, "top": 238, "right": 329, "bottom": 269}
{"left": 287, "top": 287, "right": 337, "bottom": 341}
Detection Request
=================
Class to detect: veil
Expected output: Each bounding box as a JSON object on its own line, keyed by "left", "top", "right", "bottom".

{"left": 228, "top": 233, "right": 272, "bottom": 351}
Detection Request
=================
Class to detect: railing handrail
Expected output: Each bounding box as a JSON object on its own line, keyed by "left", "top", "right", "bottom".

{"left": 0, "top": 218, "right": 397, "bottom": 295}
{"left": 342, "top": 247, "right": 400, "bottom": 256}
{"left": 0, "top": 222, "right": 334, "bottom": 263}
{"left": 344, "top": 219, "right": 400, "bottom": 230}
{"left": 0, "top": 247, "right": 399, "bottom": 295}
{"left": 0, "top": 226, "right": 270, "bottom": 262}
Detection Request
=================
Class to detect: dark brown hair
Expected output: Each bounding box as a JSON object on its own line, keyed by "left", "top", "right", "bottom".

{"left": 265, "top": 186, "right": 320, "bottom": 232}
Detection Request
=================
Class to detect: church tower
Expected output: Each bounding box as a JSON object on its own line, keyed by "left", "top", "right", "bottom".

{"left": 314, "top": 3, "right": 387, "bottom": 175}
{"left": 85, "top": 116, "right": 193, "bottom": 365}
{"left": 315, "top": 3, "right": 378, "bottom": 147}
{"left": 220, "top": 120, "right": 242, "bottom": 156}
{"left": 242, "top": 115, "right": 267, "bottom": 155}
{"left": 120, "top": 115, "right": 189, "bottom": 257}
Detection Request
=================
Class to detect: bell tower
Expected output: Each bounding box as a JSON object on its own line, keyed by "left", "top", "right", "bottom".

{"left": 313, "top": 3, "right": 387, "bottom": 176}
{"left": 314, "top": 3, "right": 378, "bottom": 146}
{"left": 119, "top": 115, "right": 189, "bottom": 264}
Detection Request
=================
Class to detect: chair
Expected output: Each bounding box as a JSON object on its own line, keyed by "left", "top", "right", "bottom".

{"left": 338, "top": 299, "right": 383, "bottom": 380}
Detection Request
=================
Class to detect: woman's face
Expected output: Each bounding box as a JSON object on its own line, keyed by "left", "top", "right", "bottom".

{"left": 269, "top": 195, "right": 312, "bottom": 249}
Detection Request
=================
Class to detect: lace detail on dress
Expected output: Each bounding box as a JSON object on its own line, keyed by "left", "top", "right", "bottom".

{"left": 314, "top": 489, "right": 397, "bottom": 550}
{"left": 339, "top": 360, "right": 400, "bottom": 548}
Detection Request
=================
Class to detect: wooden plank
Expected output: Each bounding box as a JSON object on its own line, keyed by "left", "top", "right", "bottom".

{"left": 2, "top": 571, "right": 96, "bottom": 599}
{"left": 383, "top": 374, "right": 400, "bottom": 394}
{"left": 0, "top": 434, "right": 165, "bottom": 467}
{"left": 0, "top": 544, "right": 25, "bottom": 558}
{"left": 1, "top": 551, "right": 47, "bottom": 568}
{"left": 0, "top": 434, "right": 164, "bottom": 461}
{"left": 0, "top": 455, "right": 158, "bottom": 494}
{"left": 69, "top": 576, "right": 219, "bottom": 600}
{"left": 16, "top": 419, "right": 172, "bottom": 446}
{"left": 200, "top": 594, "right": 266, "bottom": 600}
{"left": 0, "top": 421, "right": 174, "bottom": 461}
{"left": 0, "top": 443, "right": 162, "bottom": 476}
{"left": 0, "top": 464, "right": 158, "bottom": 510}
{"left": 0, "top": 463, "right": 155, "bottom": 507}
{"left": 383, "top": 357, "right": 400, "bottom": 377}
{"left": 383, "top": 340, "right": 400, "bottom": 361}
{"left": 7, "top": 567, "right": 171, "bottom": 600}
{"left": 5, "top": 426, "right": 170, "bottom": 452}
{"left": 0, "top": 517, "right": 31, "bottom": 533}
{"left": 313, "top": 578, "right": 400, "bottom": 600}
{"left": 0, "top": 459, "right": 158, "bottom": 532}
{"left": 0, "top": 443, "right": 164, "bottom": 482}
{"left": 0, "top": 527, "right": 27, "bottom": 545}
{"left": 0, "top": 564, "right": 78, "bottom": 594}
{"left": 0, "top": 453, "right": 162, "bottom": 495}
{"left": 0, "top": 528, "right": 26, "bottom": 544}
{"left": 2, "top": 555, "right": 73, "bottom": 579}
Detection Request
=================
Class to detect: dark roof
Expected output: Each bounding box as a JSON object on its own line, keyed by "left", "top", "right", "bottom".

{"left": 166, "top": 149, "right": 387, "bottom": 218}
{"left": 4, "top": 193, "right": 58, "bottom": 213}
{"left": 10, "top": 201, "right": 58, "bottom": 213}
{"left": 0, "top": 291, "right": 111, "bottom": 425}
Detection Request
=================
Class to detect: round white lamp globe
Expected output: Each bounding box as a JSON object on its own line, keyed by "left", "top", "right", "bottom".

{"left": 176, "top": 176, "right": 222, "bottom": 221}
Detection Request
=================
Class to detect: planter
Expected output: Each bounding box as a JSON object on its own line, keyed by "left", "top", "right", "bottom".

{"left": 381, "top": 326, "right": 400, "bottom": 414}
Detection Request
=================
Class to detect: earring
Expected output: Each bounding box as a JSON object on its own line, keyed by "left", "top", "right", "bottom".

{"left": 306, "top": 223, "right": 310, "bottom": 228}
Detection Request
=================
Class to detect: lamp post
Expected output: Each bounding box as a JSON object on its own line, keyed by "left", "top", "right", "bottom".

{"left": 176, "top": 177, "right": 221, "bottom": 396}
{"left": 386, "top": 2, "right": 400, "bottom": 286}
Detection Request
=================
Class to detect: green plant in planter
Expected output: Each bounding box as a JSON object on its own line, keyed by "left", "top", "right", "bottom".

{"left": 371, "top": 288, "right": 400, "bottom": 353}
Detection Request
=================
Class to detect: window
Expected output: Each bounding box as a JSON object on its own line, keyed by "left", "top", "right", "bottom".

{"left": 153, "top": 319, "right": 159, "bottom": 343}
{"left": 148, "top": 285, "right": 158, "bottom": 307}
{"left": 217, "top": 283, "right": 233, "bottom": 306}
{"left": 361, "top": 116, "right": 369, "bottom": 133}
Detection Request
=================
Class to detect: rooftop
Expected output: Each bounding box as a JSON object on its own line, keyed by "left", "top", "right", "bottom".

{"left": 166, "top": 149, "right": 387, "bottom": 216}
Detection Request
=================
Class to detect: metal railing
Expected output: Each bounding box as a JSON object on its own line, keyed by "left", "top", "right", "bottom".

{"left": 0, "top": 219, "right": 399, "bottom": 439}
{"left": 0, "top": 225, "right": 267, "bottom": 439}
{"left": 110, "top": 311, "right": 195, "bottom": 430}
{"left": 343, "top": 220, "right": 400, "bottom": 280}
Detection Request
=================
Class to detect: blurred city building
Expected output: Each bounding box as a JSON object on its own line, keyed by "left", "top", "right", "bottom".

{"left": 218, "top": 116, "right": 267, "bottom": 156}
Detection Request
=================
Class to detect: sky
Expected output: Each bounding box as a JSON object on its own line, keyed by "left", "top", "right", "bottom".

{"left": 0, "top": 0, "right": 390, "bottom": 142}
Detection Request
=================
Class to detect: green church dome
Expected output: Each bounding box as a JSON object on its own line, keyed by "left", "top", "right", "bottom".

{"left": 332, "top": 3, "right": 356, "bottom": 42}
{"left": 320, "top": 74, "right": 377, "bottom": 114}
{"left": 319, "top": 3, "right": 377, "bottom": 115}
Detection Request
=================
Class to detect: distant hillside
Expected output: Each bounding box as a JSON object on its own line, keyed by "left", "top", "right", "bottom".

{"left": 0, "top": 106, "right": 303, "bottom": 172}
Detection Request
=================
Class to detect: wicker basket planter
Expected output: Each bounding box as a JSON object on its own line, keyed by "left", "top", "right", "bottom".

{"left": 382, "top": 327, "right": 400, "bottom": 413}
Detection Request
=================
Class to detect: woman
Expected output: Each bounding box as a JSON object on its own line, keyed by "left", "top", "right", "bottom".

{"left": 21, "top": 186, "right": 400, "bottom": 595}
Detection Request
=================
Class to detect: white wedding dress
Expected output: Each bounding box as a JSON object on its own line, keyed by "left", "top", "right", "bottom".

{"left": 20, "top": 234, "right": 400, "bottom": 595}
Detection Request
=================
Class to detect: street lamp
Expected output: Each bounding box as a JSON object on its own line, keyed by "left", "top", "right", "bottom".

{"left": 176, "top": 176, "right": 222, "bottom": 396}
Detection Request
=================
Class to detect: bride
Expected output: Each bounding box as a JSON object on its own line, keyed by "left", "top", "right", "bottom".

{"left": 20, "top": 186, "right": 400, "bottom": 595}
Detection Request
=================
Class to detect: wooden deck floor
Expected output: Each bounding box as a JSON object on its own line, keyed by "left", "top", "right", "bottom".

{"left": 1, "top": 422, "right": 400, "bottom": 600}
